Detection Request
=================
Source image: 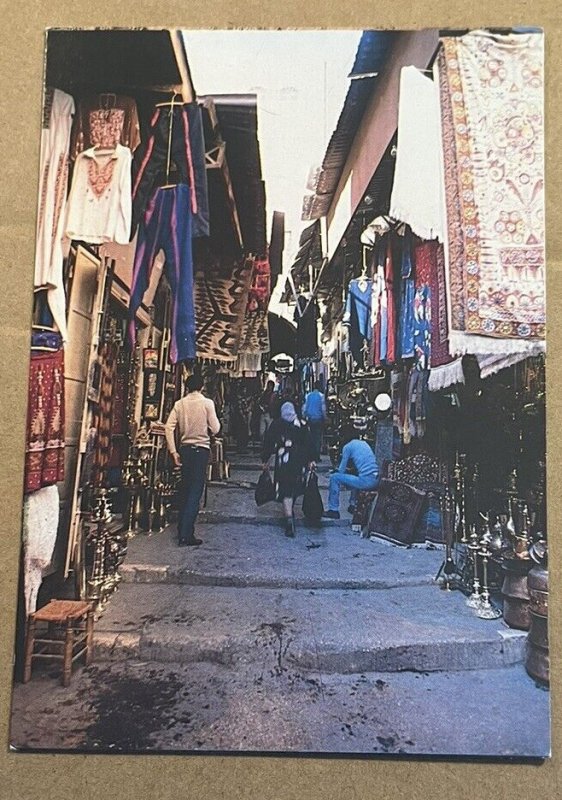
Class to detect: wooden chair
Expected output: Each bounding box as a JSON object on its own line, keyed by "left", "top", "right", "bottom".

{"left": 23, "top": 600, "right": 94, "bottom": 687}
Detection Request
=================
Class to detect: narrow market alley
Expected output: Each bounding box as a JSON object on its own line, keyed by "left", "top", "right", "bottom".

{"left": 9, "top": 26, "right": 550, "bottom": 761}
{"left": 10, "top": 450, "right": 549, "bottom": 756}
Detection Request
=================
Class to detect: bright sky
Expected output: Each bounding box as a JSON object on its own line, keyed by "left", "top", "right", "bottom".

{"left": 183, "top": 30, "right": 360, "bottom": 303}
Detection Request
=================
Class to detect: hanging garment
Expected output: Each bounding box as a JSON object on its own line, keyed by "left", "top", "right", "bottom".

{"left": 34, "top": 88, "right": 75, "bottom": 342}
{"left": 22, "top": 485, "right": 59, "bottom": 615}
{"left": 129, "top": 185, "right": 196, "bottom": 364}
{"left": 398, "top": 230, "right": 416, "bottom": 360}
{"left": 412, "top": 238, "right": 432, "bottom": 370}
{"left": 294, "top": 295, "right": 319, "bottom": 358}
{"left": 384, "top": 239, "right": 397, "bottom": 364}
{"left": 389, "top": 66, "right": 444, "bottom": 241}
{"left": 25, "top": 349, "right": 65, "bottom": 493}
{"left": 65, "top": 144, "right": 132, "bottom": 244}
{"left": 438, "top": 32, "right": 545, "bottom": 355}
{"left": 343, "top": 277, "right": 373, "bottom": 364}
{"left": 70, "top": 93, "right": 140, "bottom": 162}
{"left": 132, "top": 103, "right": 209, "bottom": 238}
{"left": 370, "top": 240, "right": 385, "bottom": 366}
{"left": 91, "top": 341, "right": 118, "bottom": 486}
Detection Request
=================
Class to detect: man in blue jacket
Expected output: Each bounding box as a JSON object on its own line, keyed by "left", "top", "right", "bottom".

{"left": 323, "top": 427, "right": 379, "bottom": 520}
{"left": 302, "top": 381, "right": 327, "bottom": 461}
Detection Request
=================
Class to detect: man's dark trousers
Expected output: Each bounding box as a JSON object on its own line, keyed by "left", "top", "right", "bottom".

{"left": 178, "top": 445, "right": 209, "bottom": 542}
{"left": 308, "top": 421, "right": 323, "bottom": 461}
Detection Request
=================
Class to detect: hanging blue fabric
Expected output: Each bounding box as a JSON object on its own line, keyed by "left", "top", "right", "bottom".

{"left": 399, "top": 228, "right": 416, "bottom": 359}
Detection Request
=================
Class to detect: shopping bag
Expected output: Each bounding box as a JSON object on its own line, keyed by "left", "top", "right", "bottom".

{"left": 302, "top": 470, "right": 324, "bottom": 521}
{"left": 255, "top": 469, "right": 275, "bottom": 506}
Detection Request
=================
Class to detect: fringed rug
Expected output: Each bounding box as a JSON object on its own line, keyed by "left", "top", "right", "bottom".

{"left": 439, "top": 31, "right": 545, "bottom": 355}
{"left": 194, "top": 259, "right": 253, "bottom": 362}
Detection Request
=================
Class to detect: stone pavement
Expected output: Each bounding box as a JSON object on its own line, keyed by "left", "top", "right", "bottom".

{"left": 9, "top": 452, "right": 551, "bottom": 757}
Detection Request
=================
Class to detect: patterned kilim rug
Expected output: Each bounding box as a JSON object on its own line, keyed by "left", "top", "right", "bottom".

{"left": 439, "top": 31, "right": 545, "bottom": 355}
{"left": 238, "top": 257, "right": 271, "bottom": 356}
{"left": 194, "top": 259, "right": 254, "bottom": 362}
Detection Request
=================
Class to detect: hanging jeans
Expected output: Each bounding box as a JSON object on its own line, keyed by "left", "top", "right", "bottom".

{"left": 128, "top": 185, "right": 196, "bottom": 363}
{"left": 178, "top": 445, "right": 210, "bottom": 542}
{"left": 328, "top": 472, "right": 379, "bottom": 512}
{"left": 132, "top": 103, "right": 209, "bottom": 238}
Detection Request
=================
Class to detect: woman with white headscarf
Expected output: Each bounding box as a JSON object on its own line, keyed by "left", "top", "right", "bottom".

{"left": 261, "top": 401, "right": 315, "bottom": 537}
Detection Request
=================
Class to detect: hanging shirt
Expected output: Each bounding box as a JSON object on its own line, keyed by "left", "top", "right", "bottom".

{"left": 65, "top": 144, "right": 132, "bottom": 244}
{"left": 343, "top": 278, "right": 373, "bottom": 340}
{"left": 35, "top": 88, "right": 75, "bottom": 342}
{"left": 70, "top": 94, "right": 140, "bottom": 161}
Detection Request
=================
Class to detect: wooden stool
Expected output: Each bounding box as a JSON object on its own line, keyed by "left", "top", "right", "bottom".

{"left": 23, "top": 600, "right": 94, "bottom": 687}
{"left": 351, "top": 490, "right": 378, "bottom": 534}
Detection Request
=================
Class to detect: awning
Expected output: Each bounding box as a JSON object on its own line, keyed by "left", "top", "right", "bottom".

{"left": 301, "top": 30, "right": 397, "bottom": 222}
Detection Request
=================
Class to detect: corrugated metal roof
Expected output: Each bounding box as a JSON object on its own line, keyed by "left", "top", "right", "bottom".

{"left": 301, "top": 30, "right": 397, "bottom": 221}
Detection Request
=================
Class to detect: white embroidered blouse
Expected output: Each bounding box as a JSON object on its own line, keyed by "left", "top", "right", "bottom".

{"left": 64, "top": 144, "right": 132, "bottom": 244}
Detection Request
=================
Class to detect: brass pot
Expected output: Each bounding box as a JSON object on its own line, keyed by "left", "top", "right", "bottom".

{"left": 501, "top": 559, "right": 531, "bottom": 631}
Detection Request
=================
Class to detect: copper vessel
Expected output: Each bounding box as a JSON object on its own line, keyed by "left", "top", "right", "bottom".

{"left": 501, "top": 558, "right": 531, "bottom": 631}
{"left": 527, "top": 562, "right": 548, "bottom": 617}
{"left": 526, "top": 561, "right": 549, "bottom": 685}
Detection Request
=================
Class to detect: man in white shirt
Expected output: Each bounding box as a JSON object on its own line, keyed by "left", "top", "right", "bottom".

{"left": 165, "top": 375, "right": 221, "bottom": 546}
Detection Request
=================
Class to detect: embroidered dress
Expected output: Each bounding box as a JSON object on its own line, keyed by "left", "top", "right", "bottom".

{"left": 34, "top": 88, "right": 75, "bottom": 341}
{"left": 398, "top": 230, "right": 416, "bottom": 360}
{"left": 65, "top": 144, "right": 132, "bottom": 244}
{"left": 70, "top": 94, "right": 140, "bottom": 161}
{"left": 22, "top": 485, "right": 60, "bottom": 614}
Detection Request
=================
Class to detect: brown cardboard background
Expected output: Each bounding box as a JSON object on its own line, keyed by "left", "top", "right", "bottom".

{"left": 0, "top": 4, "right": 559, "bottom": 798}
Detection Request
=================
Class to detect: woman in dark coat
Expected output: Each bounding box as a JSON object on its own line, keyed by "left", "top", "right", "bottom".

{"left": 261, "top": 401, "right": 315, "bottom": 537}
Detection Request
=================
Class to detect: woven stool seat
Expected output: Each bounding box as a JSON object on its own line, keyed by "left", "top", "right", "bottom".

{"left": 24, "top": 599, "right": 94, "bottom": 686}
{"left": 31, "top": 600, "right": 92, "bottom": 622}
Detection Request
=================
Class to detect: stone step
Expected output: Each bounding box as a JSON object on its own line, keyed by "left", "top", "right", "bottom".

{"left": 119, "top": 524, "right": 442, "bottom": 590}
{"left": 93, "top": 583, "right": 526, "bottom": 674}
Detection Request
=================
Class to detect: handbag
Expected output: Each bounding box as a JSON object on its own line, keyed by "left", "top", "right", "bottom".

{"left": 302, "top": 469, "right": 324, "bottom": 521}
{"left": 255, "top": 469, "right": 275, "bottom": 506}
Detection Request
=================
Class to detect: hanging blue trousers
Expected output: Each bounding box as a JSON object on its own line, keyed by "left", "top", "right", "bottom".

{"left": 129, "top": 184, "right": 196, "bottom": 364}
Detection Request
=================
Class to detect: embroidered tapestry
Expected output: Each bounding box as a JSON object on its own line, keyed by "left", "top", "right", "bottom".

{"left": 439, "top": 32, "right": 545, "bottom": 353}
{"left": 194, "top": 259, "right": 253, "bottom": 362}
{"left": 25, "top": 350, "right": 65, "bottom": 493}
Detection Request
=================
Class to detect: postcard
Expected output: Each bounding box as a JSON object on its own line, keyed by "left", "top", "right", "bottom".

{"left": 9, "top": 27, "right": 549, "bottom": 758}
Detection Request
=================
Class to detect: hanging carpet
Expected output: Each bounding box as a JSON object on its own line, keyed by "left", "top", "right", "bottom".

{"left": 438, "top": 32, "right": 545, "bottom": 355}
{"left": 238, "top": 257, "right": 271, "bottom": 357}
{"left": 25, "top": 349, "right": 65, "bottom": 494}
{"left": 194, "top": 259, "right": 254, "bottom": 362}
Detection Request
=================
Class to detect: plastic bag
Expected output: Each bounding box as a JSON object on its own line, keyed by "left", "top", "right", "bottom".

{"left": 302, "top": 470, "right": 324, "bottom": 521}
{"left": 255, "top": 469, "right": 275, "bottom": 506}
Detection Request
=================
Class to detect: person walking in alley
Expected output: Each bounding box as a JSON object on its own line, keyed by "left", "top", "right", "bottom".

{"left": 302, "top": 381, "right": 327, "bottom": 461}
{"left": 261, "top": 401, "right": 315, "bottom": 538}
{"left": 165, "top": 374, "right": 221, "bottom": 546}
{"left": 258, "top": 379, "right": 276, "bottom": 441}
{"left": 322, "top": 426, "right": 379, "bottom": 520}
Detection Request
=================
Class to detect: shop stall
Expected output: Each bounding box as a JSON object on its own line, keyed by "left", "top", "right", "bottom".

{"left": 283, "top": 29, "right": 546, "bottom": 643}
{"left": 20, "top": 30, "right": 270, "bottom": 626}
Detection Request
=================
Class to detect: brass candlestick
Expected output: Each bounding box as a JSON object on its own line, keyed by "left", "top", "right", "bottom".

{"left": 513, "top": 502, "right": 531, "bottom": 560}
{"left": 466, "top": 525, "right": 482, "bottom": 608}
{"left": 454, "top": 452, "right": 468, "bottom": 544}
{"left": 476, "top": 530, "right": 502, "bottom": 619}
